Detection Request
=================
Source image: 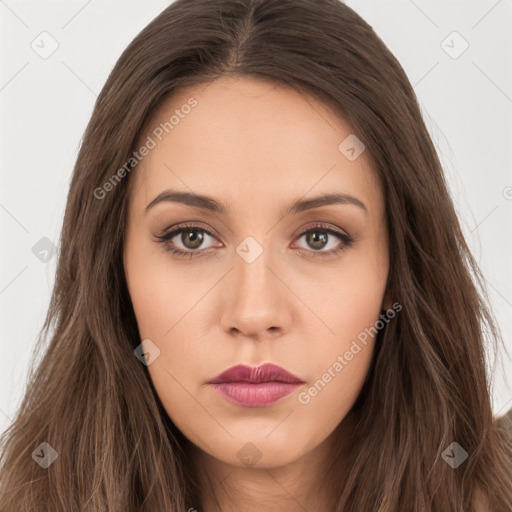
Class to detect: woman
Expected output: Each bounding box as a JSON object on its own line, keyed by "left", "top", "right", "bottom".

{"left": 1, "top": 0, "right": 510, "bottom": 510}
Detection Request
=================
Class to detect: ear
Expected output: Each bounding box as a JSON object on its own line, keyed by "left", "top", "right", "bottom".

{"left": 381, "top": 288, "right": 392, "bottom": 312}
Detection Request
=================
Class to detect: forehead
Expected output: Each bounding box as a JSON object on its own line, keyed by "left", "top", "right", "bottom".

{"left": 129, "top": 76, "right": 382, "bottom": 216}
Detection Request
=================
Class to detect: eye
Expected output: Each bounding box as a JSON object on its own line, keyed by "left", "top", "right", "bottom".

{"left": 154, "top": 222, "right": 354, "bottom": 259}
{"left": 154, "top": 223, "right": 221, "bottom": 259}
{"left": 292, "top": 223, "right": 354, "bottom": 259}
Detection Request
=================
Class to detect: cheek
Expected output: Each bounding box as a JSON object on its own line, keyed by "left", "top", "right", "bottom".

{"left": 291, "top": 345, "right": 374, "bottom": 457}
{"left": 288, "top": 248, "right": 387, "bottom": 439}
{"left": 124, "top": 241, "right": 187, "bottom": 339}
{"left": 298, "top": 331, "right": 375, "bottom": 417}
{"left": 295, "top": 299, "right": 380, "bottom": 432}
{"left": 124, "top": 246, "right": 209, "bottom": 441}
{"left": 283, "top": 290, "right": 383, "bottom": 458}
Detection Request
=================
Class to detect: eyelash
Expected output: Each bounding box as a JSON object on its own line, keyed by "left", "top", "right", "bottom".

{"left": 154, "top": 222, "right": 354, "bottom": 260}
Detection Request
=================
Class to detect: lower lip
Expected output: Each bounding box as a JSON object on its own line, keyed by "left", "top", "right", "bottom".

{"left": 210, "top": 382, "right": 302, "bottom": 407}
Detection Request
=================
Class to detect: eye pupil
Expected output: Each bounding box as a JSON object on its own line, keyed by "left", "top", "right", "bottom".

{"left": 182, "top": 229, "right": 204, "bottom": 249}
{"left": 306, "top": 230, "right": 328, "bottom": 250}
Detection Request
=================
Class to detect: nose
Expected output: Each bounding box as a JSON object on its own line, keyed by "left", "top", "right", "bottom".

{"left": 219, "top": 247, "right": 292, "bottom": 341}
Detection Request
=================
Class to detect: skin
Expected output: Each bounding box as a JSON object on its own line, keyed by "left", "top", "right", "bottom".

{"left": 123, "top": 75, "right": 391, "bottom": 511}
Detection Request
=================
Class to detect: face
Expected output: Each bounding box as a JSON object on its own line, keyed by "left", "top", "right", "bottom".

{"left": 123, "top": 76, "right": 390, "bottom": 469}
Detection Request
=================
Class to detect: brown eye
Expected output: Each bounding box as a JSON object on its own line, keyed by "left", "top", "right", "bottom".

{"left": 299, "top": 228, "right": 350, "bottom": 252}
{"left": 155, "top": 222, "right": 354, "bottom": 260}
{"left": 179, "top": 229, "right": 205, "bottom": 250}
{"left": 155, "top": 224, "right": 220, "bottom": 257}
{"left": 294, "top": 225, "right": 353, "bottom": 257}
{"left": 304, "top": 230, "right": 329, "bottom": 251}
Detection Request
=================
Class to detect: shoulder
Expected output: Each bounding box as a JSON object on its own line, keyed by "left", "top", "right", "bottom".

{"left": 497, "top": 407, "right": 512, "bottom": 430}
{"left": 472, "top": 408, "right": 512, "bottom": 512}
{"left": 472, "top": 487, "right": 489, "bottom": 512}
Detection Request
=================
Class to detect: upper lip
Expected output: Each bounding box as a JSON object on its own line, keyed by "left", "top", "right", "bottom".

{"left": 209, "top": 363, "right": 303, "bottom": 384}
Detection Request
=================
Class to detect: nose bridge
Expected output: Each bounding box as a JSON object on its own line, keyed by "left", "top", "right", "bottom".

{"left": 220, "top": 235, "right": 289, "bottom": 337}
{"left": 237, "top": 244, "right": 273, "bottom": 295}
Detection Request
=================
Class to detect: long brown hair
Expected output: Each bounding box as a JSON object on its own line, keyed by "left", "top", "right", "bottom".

{"left": 1, "top": 0, "right": 510, "bottom": 510}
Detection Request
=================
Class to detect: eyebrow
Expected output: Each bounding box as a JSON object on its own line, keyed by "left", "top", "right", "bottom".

{"left": 145, "top": 189, "right": 368, "bottom": 216}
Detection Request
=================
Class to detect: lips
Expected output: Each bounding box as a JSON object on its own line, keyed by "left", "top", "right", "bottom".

{"left": 209, "top": 363, "right": 303, "bottom": 385}
{"left": 208, "top": 363, "right": 304, "bottom": 407}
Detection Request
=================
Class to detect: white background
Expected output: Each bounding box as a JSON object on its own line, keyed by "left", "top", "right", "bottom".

{"left": 1, "top": 0, "right": 511, "bottom": 437}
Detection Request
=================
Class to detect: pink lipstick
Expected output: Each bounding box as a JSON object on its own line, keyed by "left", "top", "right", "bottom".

{"left": 209, "top": 363, "right": 304, "bottom": 407}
